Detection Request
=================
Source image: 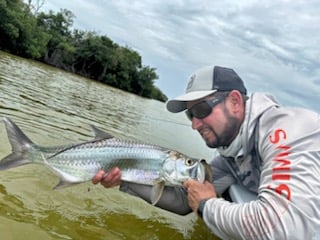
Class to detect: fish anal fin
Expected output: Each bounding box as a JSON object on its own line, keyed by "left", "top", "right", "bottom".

{"left": 53, "top": 180, "right": 81, "bottom": 190}
{"left": 151, "top": 180, "right": 165, "bottom": 205}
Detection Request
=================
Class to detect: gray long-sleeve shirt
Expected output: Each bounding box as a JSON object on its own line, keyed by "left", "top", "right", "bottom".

{"left": 121, "top": 93, "right": 320, "bottom": 239}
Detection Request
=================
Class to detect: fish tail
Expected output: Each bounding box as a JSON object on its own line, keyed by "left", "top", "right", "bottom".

{"left": 0, "top": 117, "right": 35, "bottom": 170}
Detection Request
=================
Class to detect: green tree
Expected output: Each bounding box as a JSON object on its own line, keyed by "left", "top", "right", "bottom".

{"left": 37, "top": 9, "right": 75, "bottom": 67}
{"left": 108, "top": 46, "right": 142, "bottom": 91}
{"left": 0, "top": 0, "right": 49, "bottom": 58}
{"left": 0, "top": 0, "right": 168, "bottom": 101}
{"left": 71, "top": 31, "right": 117, "bottom": 79}
{"left": 132, "top": 66, "right": 158, "bottom": 97}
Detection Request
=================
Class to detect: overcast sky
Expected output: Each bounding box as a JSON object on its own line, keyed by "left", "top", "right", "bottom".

{"left": 39, "top": 0, "right": 320, "bottom": 112}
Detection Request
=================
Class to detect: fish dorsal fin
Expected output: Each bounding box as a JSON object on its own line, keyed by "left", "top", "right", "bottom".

{"left": 151, "top": 180, "right": 165, "bottom": 205}
{"left": 90, "top": 125, "right": 114, "bottom": 139}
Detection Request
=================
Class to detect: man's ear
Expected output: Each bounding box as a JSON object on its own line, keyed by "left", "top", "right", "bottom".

{"left": 227, "top": 90, "right": 245, "bottom": 117}
{"left": 229, "top": 90, "right": 242, "bottom": 107}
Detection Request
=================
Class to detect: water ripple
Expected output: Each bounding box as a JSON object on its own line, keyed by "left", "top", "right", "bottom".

{"left": 0, "top": 51, "right": 216, "bottom": 240}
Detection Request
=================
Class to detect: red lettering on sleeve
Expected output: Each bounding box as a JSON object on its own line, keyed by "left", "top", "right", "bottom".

{"left": 269, "top": 129, "right": 287, "bottom": 144}
{"left": 272, "top": 174, "right": 290, "bottom": 181}
{"left": 274, "top": 184, "right": 291, "bottom": 200}
{"left": 269, "top": 128, "right": 292, "bottom": 201}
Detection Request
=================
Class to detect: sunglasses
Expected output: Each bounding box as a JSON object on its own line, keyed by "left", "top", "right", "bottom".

{"left": 185, "top": 95, "right": 227, "bottom": 120}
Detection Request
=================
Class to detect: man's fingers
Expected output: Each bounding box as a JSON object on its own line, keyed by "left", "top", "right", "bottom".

{"left": 183, "top": 178, "right": 196, "bottom": 189}
{"left": 92, "top": 169, "right": 106, "bottom": 184}
{"left": 101, "top": 167, "right": 121, "bottom": 188}
{"left": 91, "top": 167, "right": 122, "bottom": 188}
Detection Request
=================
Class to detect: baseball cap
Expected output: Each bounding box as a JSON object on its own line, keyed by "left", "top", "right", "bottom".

{"left": 166, "top": 65, "right": 247, "bottom": 113}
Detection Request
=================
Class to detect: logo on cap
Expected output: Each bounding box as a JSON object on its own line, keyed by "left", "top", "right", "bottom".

{"left": 186, "top": 74, "right": 196, "bottom": 91}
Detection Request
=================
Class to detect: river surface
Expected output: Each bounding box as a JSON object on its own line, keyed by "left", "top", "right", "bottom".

{"left": 0, "top": 51, "right": 218, "bottom": 240}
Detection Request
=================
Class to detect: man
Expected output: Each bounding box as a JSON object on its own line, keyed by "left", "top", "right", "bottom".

{"left": 93, "top": 66, "right": 320, "bottom": 239}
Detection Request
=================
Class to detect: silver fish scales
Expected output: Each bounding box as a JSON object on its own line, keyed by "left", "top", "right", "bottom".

{"left": 0, "top": 117, "right": 210, "bottom": 204}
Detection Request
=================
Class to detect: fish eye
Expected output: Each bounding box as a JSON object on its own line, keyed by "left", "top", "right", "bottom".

{"left": 185, "top": 158, "right": 194, "bottom": 166}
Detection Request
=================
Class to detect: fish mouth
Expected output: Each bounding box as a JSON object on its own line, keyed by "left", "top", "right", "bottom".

{"left": 192, "top": 159, "right": 212, "bottom": 183}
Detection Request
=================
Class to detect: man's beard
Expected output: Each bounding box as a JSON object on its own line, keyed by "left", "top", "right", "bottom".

{"left": 205, "top": 108, "right": 241, "bottom": 148}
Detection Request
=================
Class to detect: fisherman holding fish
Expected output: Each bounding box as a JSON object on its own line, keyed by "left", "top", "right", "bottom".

{"left": 93, "top": 66, "right": 320, "bottom": 239}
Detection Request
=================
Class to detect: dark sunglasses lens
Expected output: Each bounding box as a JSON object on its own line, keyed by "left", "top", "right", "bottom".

{"left": 186, "top": 101, "right": 212, "bottom": 120}
{"left": 186, "top": 110, "right": 193, "bottom": 120}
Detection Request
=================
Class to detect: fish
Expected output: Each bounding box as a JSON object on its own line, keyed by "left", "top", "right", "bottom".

{"left": 0, "top": 117, "right": 211, "bottom": 205}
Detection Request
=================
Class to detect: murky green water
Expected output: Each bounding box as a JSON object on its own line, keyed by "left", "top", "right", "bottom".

{"left": 0, "top": 51, "right": 218, "bottom": 239}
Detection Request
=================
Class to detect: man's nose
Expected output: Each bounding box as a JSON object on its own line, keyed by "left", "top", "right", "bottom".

{"left": 191, "top": 117, "right": 203, "bottom": 130}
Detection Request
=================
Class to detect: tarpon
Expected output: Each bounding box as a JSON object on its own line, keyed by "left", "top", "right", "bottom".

{"left": 0, "top": 117, "right": 211, "bottom": 204}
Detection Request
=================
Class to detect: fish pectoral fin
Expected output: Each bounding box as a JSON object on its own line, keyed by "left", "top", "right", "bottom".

{"left": 150, "top": 180, "right": 165, "bottom": 206}
{"left": 201, "top": 159, "right": 213, "bottom": 182}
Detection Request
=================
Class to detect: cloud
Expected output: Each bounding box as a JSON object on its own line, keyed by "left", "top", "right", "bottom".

{"left": 41, "top": 0, "right": 320, "bottom": 112}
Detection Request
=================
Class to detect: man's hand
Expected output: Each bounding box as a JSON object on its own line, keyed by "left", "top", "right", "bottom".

{"left": 183, "top": 179, "right": 216, "bottom": 212}
{"left": 92, "top": 167, "right": 122, "bottom": 188}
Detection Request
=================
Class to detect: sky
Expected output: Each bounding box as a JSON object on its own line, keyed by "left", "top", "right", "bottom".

{"left": 37, "top": 0, "right": 320, "bottom": 112}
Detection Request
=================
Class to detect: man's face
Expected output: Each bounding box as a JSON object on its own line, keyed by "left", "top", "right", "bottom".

{"left": 186, "top": 92, "right": 243, "bottom": 148}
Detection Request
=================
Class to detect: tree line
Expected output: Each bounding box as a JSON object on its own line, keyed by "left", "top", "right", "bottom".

{"left": 0, "top": 0, "right": 168, "bottom": 102}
